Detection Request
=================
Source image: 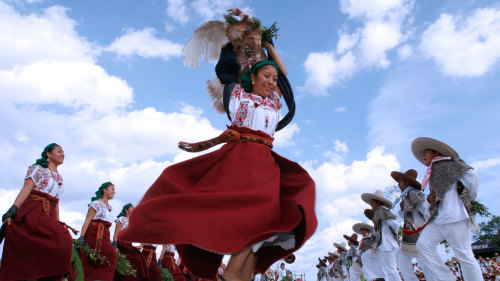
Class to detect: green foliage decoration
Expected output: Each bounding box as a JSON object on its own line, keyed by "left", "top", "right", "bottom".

{"left": 262, "top": 22, "right": 279, "bottom": 44}
{"left": 116, "top": 252, "right": 137, "bottom": 276}
{"left": 71, "top": 247, "right": 84, "bottom": 281}
{"left": 73, "top": 240, "right": 108, "bottom": 265}
{"left": 160, "top": 266, "right": 175, "bottom": 281}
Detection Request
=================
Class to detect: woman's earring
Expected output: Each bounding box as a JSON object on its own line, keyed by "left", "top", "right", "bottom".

{"left": 252, "top": 81, "right": 255, "bottom": 85}
{"left": 47, "top": 158, "right": 51, "bottom": 162}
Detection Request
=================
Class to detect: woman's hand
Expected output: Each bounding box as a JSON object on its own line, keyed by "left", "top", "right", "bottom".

{"left": 263, "top": 42, "right": 287, "bottom": 76}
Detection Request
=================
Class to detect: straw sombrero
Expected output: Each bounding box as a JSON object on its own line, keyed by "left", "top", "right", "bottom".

{"left": 333, "top": 241, "right": 347, "bottom": 252}
{"left": 364, "top": 209, "right": 374, "bottom": 220}
{"left": 361, "top": 189, "right": 392, "bottom": 208}
{"left": 391, "top": 169, "right": 421, "bottom": 190}
{"left": 352, "top": 222, "right": 374, "bottom": 234}
{"left": 343, "top": 233, "right": 359, "bottom": 245}
{"left": 328, "top": 252, "right": 339, "bottom": 258}
{"left": 411, "top": 137, "right": 459, "bottom": 165}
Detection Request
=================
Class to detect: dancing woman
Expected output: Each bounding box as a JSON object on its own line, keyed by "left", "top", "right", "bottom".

{"left": 113, "top": 203, "right": 149, "bottom": 281}
{"left": 159, "top": 244, "right": 186, "bottom": 281}
{"left": 78, "top": 182, "right": 118, "bottom": 280}
{"left": 119, "top": 37, "right": 317, "bottom": 281}
{"left": 0, "top": 143, "right": 73, "bottom": 280}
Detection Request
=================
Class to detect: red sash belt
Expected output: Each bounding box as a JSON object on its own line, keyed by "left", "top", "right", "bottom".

{"left": 178, "top": 128, "right": 273, "bottom": 152}
{"left": 29, "top": 190, "right": 57, "bottom": 215}
{"left": 164, "top": 252, "right": 178, "bottom": 273}
{"left": 29, "top": 190, "right": 79, "bottom": 235}
{"left": 143, "top": 245, "right": 157, "bottom": 267}
{"left": 91, "top": 220, "right": 110, "bottom": 253}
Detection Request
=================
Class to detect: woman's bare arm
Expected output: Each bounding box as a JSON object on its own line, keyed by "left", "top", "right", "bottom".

{"left": 3, "top": 179, "right": 35, "bottom": 225}
{"left": 264, "top": 42, "right": 287, "bottom": 76}
{"left": 80, "top": 207, "right": 96, "bottom": 237}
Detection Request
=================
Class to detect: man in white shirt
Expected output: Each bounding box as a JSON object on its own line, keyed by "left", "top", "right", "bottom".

{"left": 360, "top": 190, "right": 401, "bottom": 281}
{"left": 411, "top": 137, "right": 482, "bottom": 281}
{"left": 277, "top": 263, "right": 287, "bottom": 281}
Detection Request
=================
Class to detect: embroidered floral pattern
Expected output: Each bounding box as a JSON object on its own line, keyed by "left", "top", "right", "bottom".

{"left": 234, "top": 100, "right": 250, "bottom": 126}
{"left": 26, "top": 164, "right": 63, "bottom": 197}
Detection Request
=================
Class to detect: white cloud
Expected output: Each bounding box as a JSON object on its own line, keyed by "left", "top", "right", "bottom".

{"left": 191, "top": 0, "right": 245, "bottom": 21}
{"left": 303, "top": 0, "right": 414, "bottom": 94}
{"left": 274, "top": 123, "right": 300, "bottom": 147}
{"left": 303, "top": 51, "right": 357, "bottom": 94}
{"left": 420, "top": 8, "right": 500, "bottom": 77}
{"left": 334, "top": 106, "right": 347, "bottom": 112}
{"left": 0, "top": 3, "right": 95, "bottom": 69}
{"left": 472, "top": 157, "right": 500, "bottom": 171}
{"left": 166, "top": 0, "right": 189, "bottom": 24}
{"left": 398, "top": 44, "right": 413, "bottom": 60}
{"left": 105, "top": 27, "right": 183, "bottom": 60}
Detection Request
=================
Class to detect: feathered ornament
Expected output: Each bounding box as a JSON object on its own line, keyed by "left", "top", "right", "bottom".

{"left": 182, "top": 8, "right": 278, "bottom": 113}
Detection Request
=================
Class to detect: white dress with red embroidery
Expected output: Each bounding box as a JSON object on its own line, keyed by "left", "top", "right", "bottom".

{"left": 90, "top": 200, "right": 114, "bottom": 223}
{"left": 229, "top": 84, "right": 282, "bottom": 136}
{"left": 25, "top": 164, "right": 63, "bottom": 198}
{"left": 117, "top": 216, "right": 129, "bottom": 230}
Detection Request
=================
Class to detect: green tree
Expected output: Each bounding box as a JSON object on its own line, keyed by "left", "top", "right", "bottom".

{"left": 473, "top": 215, "right": 500, "bottom": 246}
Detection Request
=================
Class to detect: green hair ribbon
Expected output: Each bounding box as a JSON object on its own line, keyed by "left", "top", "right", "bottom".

{"left": 33, "top": 143, "right": 59, "bottom": 168}
{"left": 240, "top": 60, "right": 280, "bottom": 93}
{"left": 89, "top": 182, "right": 113, "bottom": 205}
{"left": 116, "top": 203, "right": 133, "bottom": 222}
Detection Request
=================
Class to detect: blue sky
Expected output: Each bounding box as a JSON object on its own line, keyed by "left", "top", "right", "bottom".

{"left": 1, "top": 0, "right": 500, "bottom": 278}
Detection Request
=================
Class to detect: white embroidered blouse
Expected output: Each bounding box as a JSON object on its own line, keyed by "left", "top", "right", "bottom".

{"left": 117, "top": 216, "right": 129, "bottom": 230}
{"left": 229, "top": 84, "right": 282, "bottom": 136}
{"left": 25, "top": 164, "right": 63, "bottom": 198}
{"left": 90, "top": 200, "right": 114, "bottom": 223}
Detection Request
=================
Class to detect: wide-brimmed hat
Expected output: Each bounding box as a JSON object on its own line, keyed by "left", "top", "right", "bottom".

{"left": 391, "top": 169, "right": 422, "bottom": 190}
{"left": 361, "top": 189, "right": 392, "bottom": 208}
{"left": 343, "top": 233, "right": 359, "bottom": 245}
{"left": 328, "top": 252, "right": 339, "bottom": 259}
{"left": 352, "top": 222, "right": 374, "bottom": 234}
{"left": 333, "top": 241, "right": 347, "bottom": 252}
{"left": 364, "top": 209, "right": 374, "bottom": 220}
{"left": 318, "top": 257, "right": 327, "bottom": 266}
{"left": 411, "top": 137, "right": 459, "bottom": 165}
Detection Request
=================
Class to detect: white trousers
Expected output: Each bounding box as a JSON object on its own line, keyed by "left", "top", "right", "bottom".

{"left": 348, "top": 264, "right": 362, "bottom": 281}
{"left": 361, "top": 249, "right": 384, "bottom": 281}
{"left": 377, "top": 248, "right": 401, "bottom": 281}
{"left": 416, "top": 219, "right": 482, "bottom": 281}
{"left": 395, "top": 248, "right": 419, "bottom": 281}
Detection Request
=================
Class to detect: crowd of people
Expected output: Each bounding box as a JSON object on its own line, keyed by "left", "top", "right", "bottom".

{"left": 315, "top": 136, "right": 485, "bottom": 281}
{"left": 0, "top": 7, "right": 492, "bottom": 281}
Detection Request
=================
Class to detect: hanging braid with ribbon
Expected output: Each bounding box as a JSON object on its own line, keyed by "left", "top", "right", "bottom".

{"left": 116, "top": 203, "right": 132, "bottom": 222}
{"left": 89, "top": 182, "right": 113, "bottom": 205}
{"left": 32, "top": 143, "right": 59, "bottom": 168}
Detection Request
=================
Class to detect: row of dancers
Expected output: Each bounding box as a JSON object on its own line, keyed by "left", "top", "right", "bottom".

{"left": 0, "top": 143, "right": 183, "bottom": 280}
{"left": 316, "top": 137, "right": 483, "bottom": 281}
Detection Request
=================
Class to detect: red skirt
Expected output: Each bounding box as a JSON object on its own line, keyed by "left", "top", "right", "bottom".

{"left": 80, "top": 219, "right": 117, "bottom": 280}
{"left": 0, "top": 190, "right": 73, "bottom": 281}
{"left": 161, "top": 252, "right": 185, "bottom": 281}
{"left": 119, "top": 126, "right": 317, "bottom": 279}
{"left": 114, "top": 241, "right": 149, "bottom": 281}
{"left": 142, "top": 245, "right": 161, "bottom": 281}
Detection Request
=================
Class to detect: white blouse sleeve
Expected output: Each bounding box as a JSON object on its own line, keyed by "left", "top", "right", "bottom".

{"left": 459, "top": 168, "right": 479, "bottom": 201}
{"left": 25, "top": 165, "right": 43, "bottom": 186}
{"left": 90, "top": 200, "right": 102, "bottom": 212}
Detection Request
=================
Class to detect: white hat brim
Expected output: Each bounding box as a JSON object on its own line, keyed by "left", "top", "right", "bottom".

{"left": 411, "top": 137, "right": 459, "bottom": 165}
{"left": 361, "top": 193, "right": 393, "bottom": 209}
{"left": 352, "top": 223, "right": 374, "bottom": 234}
{"left": 333, "top": 243, "right": 347, "bottom": 252}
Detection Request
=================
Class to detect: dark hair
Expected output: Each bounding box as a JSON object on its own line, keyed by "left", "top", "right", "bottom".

{"left": 33, "top": 143, "right": 60, "bottom": 168}
{"left": 116, "top": 203, "right": 133, "bottom": 221}
{"left": 281, "top": 262, "right": 285, "bottom": 266}
{"left": 89, "top": 182, "right": 113, "bottom": 204}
